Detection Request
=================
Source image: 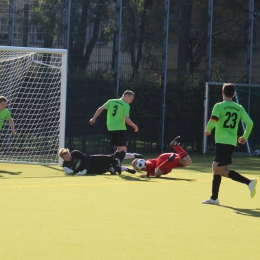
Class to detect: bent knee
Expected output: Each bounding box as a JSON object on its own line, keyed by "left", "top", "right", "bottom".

{"left": 180, "top": 156, "right": 192, "bottom": 166}
{"left": 212, "top": 162, "right": 229, "bottom": 176}
{"left": 185, "top": 157, "right": 192, "bottom": 166}
{"left": 154, "top": 168, "right": 163, "bottom": 178}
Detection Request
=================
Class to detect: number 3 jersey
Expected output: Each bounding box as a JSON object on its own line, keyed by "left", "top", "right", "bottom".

{"left": 104, "top": 99, "right": 130, "bottom": 131}
{"left": 206, "top": 100, "right": 253, "bottom": 146}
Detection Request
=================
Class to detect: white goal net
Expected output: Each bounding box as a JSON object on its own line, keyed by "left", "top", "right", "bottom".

{"left": 203, "top": 82, "right": 260, "bottom": 155}
{"left": 0, "top": 46, "right": 67, "bottom": 164}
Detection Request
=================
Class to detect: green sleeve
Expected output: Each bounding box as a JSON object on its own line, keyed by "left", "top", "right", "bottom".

{"left": 205, "top": 120, "right": 216, "bottom": 133}
{"left": 5, "top": 109, "right": 11, "bottom": 120}
{"left": 241, "top": 110, "right": 253, "bottom": 140}
{"left": 205, "top": 104, "right": 219, "bottom": 133}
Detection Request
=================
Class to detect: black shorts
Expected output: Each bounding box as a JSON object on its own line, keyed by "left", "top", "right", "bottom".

{"left": 87, "top": 154, "right": 114, "bottom": 174}
{"left": 109, "top": 130, "right": 128, "bottom": 147}
{"left": 213, "top": 143, "right": 235, "bottom": 167}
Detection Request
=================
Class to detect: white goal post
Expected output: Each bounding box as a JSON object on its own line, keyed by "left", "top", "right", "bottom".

{"left": 0, "top": 46, "right": 67, "bottom": 164}
{"left": 203, "top": 82, "right": 260, "bottom": 155}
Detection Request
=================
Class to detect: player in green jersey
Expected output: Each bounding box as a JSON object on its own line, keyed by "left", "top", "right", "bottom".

{"left": 0, "top": 96, "right": 16, "bottom": 134}
{"left": 89, "top": 90, "right": 138, "bottom": 163}
{"left": 202, "top": 83, "right": 256, "bottom": 205}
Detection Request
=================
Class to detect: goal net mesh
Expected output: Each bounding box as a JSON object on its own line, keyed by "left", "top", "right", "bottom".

{"left": 0, "top": 51, "right": 62, "bottom": 164}
{"left": 205, "top": 83, "right": 260, "bottom": 154}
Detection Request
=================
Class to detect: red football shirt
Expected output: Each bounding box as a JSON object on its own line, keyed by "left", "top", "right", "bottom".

{"left": 144, "top": 153, "right": 181, "bottom": 176}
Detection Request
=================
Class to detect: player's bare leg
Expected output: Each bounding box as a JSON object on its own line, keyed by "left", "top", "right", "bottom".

{"left": 178, "top": 155, "right": 192, "bottom": 167}
{"left": 154, "top": 168, "right": 164, "bottom": 178}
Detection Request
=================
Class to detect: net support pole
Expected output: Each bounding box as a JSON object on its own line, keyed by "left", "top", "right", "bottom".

{"left": 246, "top": 0, "right": 254, "bottom": 114}
{"left": 115, "top": 0, "right": 122, "bottom": 98}
{"left": 246, "top": 0, "right": 254, "bottom": 85}
{"left": 205, "top": 0, "right": 213, "bottom": 81}
{"left": 203, "top": 82, "right": 209, "bottom": 154}
{"left": 159, "top": 0, "right": 170, "bottom": 153}
{"left": 59, "top": 51, "right": 68, "bottom": 165}
{"left": 8, "top": 0, "right": 15, "bottom": 46}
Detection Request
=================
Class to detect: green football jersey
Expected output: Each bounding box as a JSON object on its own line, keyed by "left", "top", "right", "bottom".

{"left": 206, "top": 101, "right": 253, "bottom": 146}
{"left": 104, "top": 99, "right": 130, "bottom": 131}
{"left": 0, "top": 108, "right": 11, "bottom": 130}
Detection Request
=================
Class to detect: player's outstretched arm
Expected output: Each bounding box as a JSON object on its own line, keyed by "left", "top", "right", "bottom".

{"left": 89, "top": 105, "right": 106, "bottom": 125}
{"left": 125, "top": 116, "right": 138, "bottom": 132}
{"left": 8, "top": 118, "right": 16, "bottom": 134}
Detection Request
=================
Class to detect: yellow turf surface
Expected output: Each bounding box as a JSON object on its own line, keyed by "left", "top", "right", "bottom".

{"left": 0, "top": 155, "right": 259, "bottom": 260}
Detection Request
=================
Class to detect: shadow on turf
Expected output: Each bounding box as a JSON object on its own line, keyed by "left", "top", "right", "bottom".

{"left": 160, "top": 176, "right": 196, "bottom": 182}
{"left": 39, "top": 165, "right": 198, "bottom": 182}
{"left": 0, "top": 170, "right": 22, "bottom": 176}
{"left": 105, "top": 175, "right": 196, "bottom": 182}
{"left": 42, "top": 165, "right": 63, "bottom": 171}
{"left": 220, "top": 205, "right": 260, "bottom": 218}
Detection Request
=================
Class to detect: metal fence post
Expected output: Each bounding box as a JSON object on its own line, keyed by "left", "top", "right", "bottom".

{"left": 23, "top": 3, "right": 29, "bottom": 47}
{"left": 205, "top": 0, "right": 213, "bottom": 81}
{"left": 115, "top": 0, "right": 122, "bottom": 98}
{"left": 8, "top": 0, "right": 15, "bottom": 46}
{"left": 247, "top": 0, "right": 254, "bottom": 85}
{"left": 159, "top": 0, "right": 170, "bottom": 153}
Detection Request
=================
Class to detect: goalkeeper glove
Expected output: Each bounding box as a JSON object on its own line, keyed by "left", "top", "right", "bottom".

{"left": 63, "top": 167, "right": 74, "bottom": 175}
{"left": 76, "top": 169, "right": 87, "bottom": 175}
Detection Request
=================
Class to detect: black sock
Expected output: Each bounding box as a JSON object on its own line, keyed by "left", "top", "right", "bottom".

{"left": 114, "top": 151, "right": 119, "bottom": 158}
{"left": 228, "top": 170, "right": 250, "bottom": 185}
{"left": 211, "top": 175, "right": 222, "bottom": 200}
{"left": 118, "top": 151, "right": 126, "bottom": 162}
{"left": 114, "top": 151, "right": 126, "bottom": 162}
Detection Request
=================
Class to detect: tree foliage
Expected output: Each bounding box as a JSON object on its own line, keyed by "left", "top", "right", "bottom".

{"left": 170, "top": 0, "right": 260, "bottom": 81}
{"left": 29, "top": 0, "right": 66, "bottom": 48}
{"left": 27, "top": 0, "right": 260, "bottom": 80}
{"left": 68, "top": 0, "right": 114, "bottom": 71}
{"left": 121, "top": 0, "right": 165, "bottom": 79}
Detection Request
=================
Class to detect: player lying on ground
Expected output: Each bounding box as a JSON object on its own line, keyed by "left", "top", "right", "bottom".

{"left": 58, "top": 148, "right": 137, "bottom": 175}
{"left": 132, "top": 136, "right": 192, "bottom": 178}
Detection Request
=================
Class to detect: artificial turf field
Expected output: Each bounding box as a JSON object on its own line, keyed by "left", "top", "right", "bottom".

{"left": 0, "top": 154, "right": 259, "bottom": 260}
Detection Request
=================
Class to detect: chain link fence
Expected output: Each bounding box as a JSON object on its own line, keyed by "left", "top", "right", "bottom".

{"left": 1, "top": 0, "right": 260, "bottom": 154}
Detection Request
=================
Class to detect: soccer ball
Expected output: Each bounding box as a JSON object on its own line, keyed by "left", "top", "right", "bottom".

{"left": 136, "top": 159, "right": 146, "bottom": 171}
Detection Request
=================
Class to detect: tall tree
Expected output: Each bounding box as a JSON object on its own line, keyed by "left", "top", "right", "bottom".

{"left": 30, "top": 0, "right": 66, "bottom": 48}
{"left": 171, "top": 0, "right": 260, "bottom": 82}
{"left": 69, "top": 0, "right": 110, "bottom": 71}
{"left": 122, "top": 0, "right": 165, "bottom": 80}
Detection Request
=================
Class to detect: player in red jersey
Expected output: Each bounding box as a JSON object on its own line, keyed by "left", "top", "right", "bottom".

{"left": 131, "top": 136, "right": 192, "bottom": 178}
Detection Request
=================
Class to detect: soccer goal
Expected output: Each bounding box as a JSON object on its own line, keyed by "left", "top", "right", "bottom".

{"left": 0, "top": 46, "right": 67, "bottom": 164}
{"left": 203, "top": 82, "right": 260, "bottom": 155}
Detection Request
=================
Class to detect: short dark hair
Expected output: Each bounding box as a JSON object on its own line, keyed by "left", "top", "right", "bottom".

{"left": 222, "top": 83, "right": 235, "bottom": 98}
